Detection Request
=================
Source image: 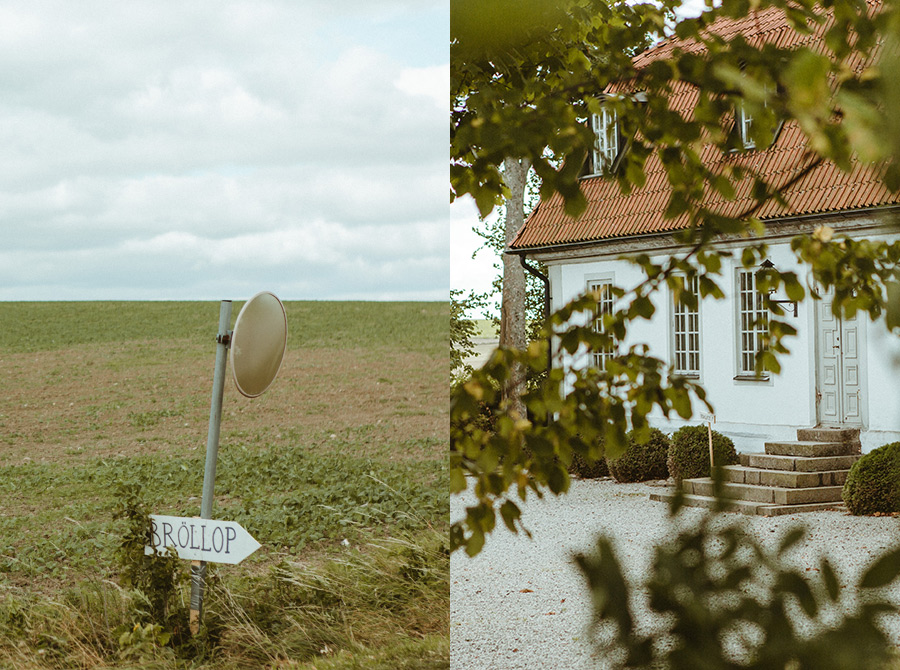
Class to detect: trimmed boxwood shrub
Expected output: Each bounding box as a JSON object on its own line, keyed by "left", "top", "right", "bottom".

{"left": 569, "top": 452, "right": 609, "bottom": 478}
{"left": 568, "top": 439, "right": 608, "bottom": 479}
{"left": 606, "top": 428, "right": 670, "bottom": 483}
{"left": 842, "top": 441, "right": 900, "bottom": 515}
{"left": 668, "top": 425, "right": 738, "bottom": 481}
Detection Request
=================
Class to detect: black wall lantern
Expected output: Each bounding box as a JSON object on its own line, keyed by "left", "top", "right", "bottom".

{"left": 759, "top": 259, "right": 798, "bottom": 317}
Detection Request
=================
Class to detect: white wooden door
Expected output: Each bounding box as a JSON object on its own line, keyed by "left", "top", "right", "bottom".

{"left": 816, "top": 291, "right": 863, "bottom": 426}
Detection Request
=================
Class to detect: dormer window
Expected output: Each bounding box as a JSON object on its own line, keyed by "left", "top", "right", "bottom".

{"left": 730, "top": 99, "right": 784, "bottom": 153}
{"left": 584, "top": 108, "right": 621, "bottom": 177}
{"left": 737, "top": 103, "right": 755, "bottom": 150}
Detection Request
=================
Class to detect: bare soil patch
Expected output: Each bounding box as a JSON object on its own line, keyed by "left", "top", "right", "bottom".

{"left": 0, "top": 339, "right": 445, "bottom": 466}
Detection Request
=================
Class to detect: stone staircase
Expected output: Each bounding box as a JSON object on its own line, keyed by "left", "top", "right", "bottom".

{"left": 650, "top": 428, "right": 861, "bottom": 516}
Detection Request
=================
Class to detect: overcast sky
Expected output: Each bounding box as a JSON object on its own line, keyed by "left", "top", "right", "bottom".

{"left": 0, "top": 1, "right": 447, "bottom": 301}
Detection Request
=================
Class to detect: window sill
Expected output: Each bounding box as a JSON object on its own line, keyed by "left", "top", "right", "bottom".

{"left": 674, "top": 372, "right": 700, "bottom": 380}
{"left": 733, "top": 374, "right": 770, "bottom": 382}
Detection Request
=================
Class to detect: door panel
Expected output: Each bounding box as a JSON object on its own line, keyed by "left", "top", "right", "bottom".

{"left": 816, "top": 291, "right": 863, "bottom": 426}
{"left": 841, "top": 315, "right": 861, "bottom": 423}
{"left": 817, "top": 294, "right": 843, "bottom": 425}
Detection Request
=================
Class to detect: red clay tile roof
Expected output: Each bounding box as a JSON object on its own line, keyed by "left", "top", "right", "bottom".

{"left": 510, "top": 1, "right": 900, "bottom": 251}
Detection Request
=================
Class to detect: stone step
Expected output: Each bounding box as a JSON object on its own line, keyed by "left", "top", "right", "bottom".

{"left": 796, "top": 428, "right": 861, "bottom": 449}
{"left": 740, "top": 452, "right": 860, "bottom": 472}
{"left": 685, "top": 478, "right": 845, "bottom": 505}
{"left": 764, "top": 441, "right": 856, "bottom": 458}
{"left": 649, "top": 490, "right": 847, "bottom": 517}
{"left": 723, "top": 465, "right": 849, "bottom": 488}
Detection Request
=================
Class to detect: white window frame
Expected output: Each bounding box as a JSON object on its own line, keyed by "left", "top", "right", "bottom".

{"left": 672, "top": 275, "right": 701, "bottom": 377}
{"left": 736, "top": 268, "right": 769, "bottom": 376}
{"left": 588, "top": 277, "right": 616, "bottom": 369}
{"left": 737, "top": 103, "right": 755, "bottom": 149}
{"left": 588, "top": 108, "right": 619, "bottom": 176}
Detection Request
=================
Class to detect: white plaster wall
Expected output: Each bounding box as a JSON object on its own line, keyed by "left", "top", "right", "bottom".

{"left": 544, "top": 241, "right": 900, "bottom": 453}
{"left": 865, "top": 315, "right": 900, "bottom": 448}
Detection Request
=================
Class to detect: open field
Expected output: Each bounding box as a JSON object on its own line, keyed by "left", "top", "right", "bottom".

{"left": 472, "top": 319, "right": 497, "bottom": 338}
{"left": 0, "top": 301, "right": 448, "bottom": 669}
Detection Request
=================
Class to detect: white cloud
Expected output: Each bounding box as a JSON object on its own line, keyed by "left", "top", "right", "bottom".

{"left": 0, "top": 1, "right": 448, "bottom": 301}
{"left": 0, "top": 217, "right": 448, "bottom": 301}
{"left": 124, "top": 68, "right": 286, "bottom": 127}
{"left": 395, "top": 65, "right": 448, "bottom": 109}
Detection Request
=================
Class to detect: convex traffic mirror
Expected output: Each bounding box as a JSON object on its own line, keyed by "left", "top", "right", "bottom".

{"left": 229, "top": 291, "right": 287, "bottom": 398}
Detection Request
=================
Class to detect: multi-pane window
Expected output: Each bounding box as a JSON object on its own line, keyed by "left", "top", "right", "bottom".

{"left": 672, "top": 276, "right": 700, "bottom": 376}
{"left": 738, "top": 269, "right": 768, "bottom": 374}
{"left": 589, "top": 279, "right": 615, "bottom": 369}
{"left": 589, "top": 108, "right": 619, "bottom": 175}
{"left": 737, "top": 103, "right": 755, "bottom": 149}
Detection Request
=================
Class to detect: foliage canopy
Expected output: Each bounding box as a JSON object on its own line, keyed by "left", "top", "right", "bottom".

{"left": 451, "top": 0, "right": 900, "bottom": 556}
{"left": 577, "top": 504, "right": 900, "bottom": 669}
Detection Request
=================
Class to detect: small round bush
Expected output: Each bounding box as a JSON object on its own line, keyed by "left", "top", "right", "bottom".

{"left": 606, "top": 428, "right": 670, "bottom": 482}
{"left": 668, "top": 425, "right": 738, "bottom": 481}
{"left": 842, "top": 442, "right": 900, "bottom": 515}
{"left": 568, "top": 440, "right": 608, "bottom": 479}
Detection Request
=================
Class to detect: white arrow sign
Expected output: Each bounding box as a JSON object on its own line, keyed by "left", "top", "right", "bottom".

{"left": 145, "top": 515, "right": 261, "bottom": 565}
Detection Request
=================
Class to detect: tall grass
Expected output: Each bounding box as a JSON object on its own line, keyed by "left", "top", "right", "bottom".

{"left": 211, "top": 529, "right": 448, "bottom": 667}
{"left": 0, "top": 524, "right": 448, "bottom": 667}
{"left": 0, "top": 529, "right": 448, "bottom": 669}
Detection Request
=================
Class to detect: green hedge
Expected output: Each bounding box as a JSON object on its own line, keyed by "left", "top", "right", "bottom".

{"left": 668, "top": 425, "right": 738, "bottom": 481}
{"left": 842, "top": 442, "right": 900, "bottom": 515}
{"left": 606, "top": 428, "right": 670, "bottom": 483}
{"left": 568, "top": 439, "right": 608, "bottom": 479}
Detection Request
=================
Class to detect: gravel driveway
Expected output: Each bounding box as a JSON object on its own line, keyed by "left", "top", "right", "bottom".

{"left": 451, "top": 478, "right": 900, "bottom": 670}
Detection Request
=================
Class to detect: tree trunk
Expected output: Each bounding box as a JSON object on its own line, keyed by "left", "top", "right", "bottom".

{"left": 499, "top": 156, "right": 530, "bottom": 418}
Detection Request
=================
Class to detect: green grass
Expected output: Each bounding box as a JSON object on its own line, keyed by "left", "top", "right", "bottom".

{"left": 0, "top": 300, "right": 448, "bottom": 668}
{"left": 0, "top": 301, "right": 448, "bottom": 355}
{"left": 0, "top": 436, "right": 446, "bottom": 581}
{"left": 472, "top": 318, "right": 498, "bottom": 338}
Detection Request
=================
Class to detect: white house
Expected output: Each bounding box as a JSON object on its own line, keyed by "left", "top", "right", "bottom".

{"left": 509, "top": 5, "right": 900, "bottom": 455}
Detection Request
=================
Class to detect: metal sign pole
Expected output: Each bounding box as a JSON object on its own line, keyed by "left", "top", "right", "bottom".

{"left": 190, "top": 299, "right": 232, "bottom": 634}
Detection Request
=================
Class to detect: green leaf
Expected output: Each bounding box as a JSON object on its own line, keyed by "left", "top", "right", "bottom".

{"left": 465, "top": 528, "right": 485, "bottom": 557}
{"left": 449, "top": 524, "right": 465, "bottom": 552}
{"left": 499, "top": 500, "right": 522, "bottom": 533}
{"left": 887, "top": 281, "right": 900, "bottom": 331}
{"left": 562, "top": 190, "right": 588, "bottom": 219}
{"left": 631, "top": 295, "right": 655, "bottom": 319}
{"left": 575, "top": 536, "right": 634, "bottom": 636}
{"left": 860, "top": 547, "right": 900, "bottom": 589}
{"left": 663, "top": 193, "right": 690, "bottom": 220}
{"left": 821, "top": 557, "right": 840, "bottom": 602}
{"left": 741, "top": 247, "right": 758, "bottom": 268}
{"left": 784, "top": 275, "right": 806, "bottom": 302}
{"left": 450, "top": 467, "right": 467, "bottom": 494}
{"left": 778, "top": 571, "right": 818, "bottom": 618}
{"left": 777, "top": 527, "right": 805, "bottom": 557}
{"left": 667, "top": 387, "right": 692, "bottom": 419}
{"left": 546, "top": 463, "right": 569, "bottom": 495}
